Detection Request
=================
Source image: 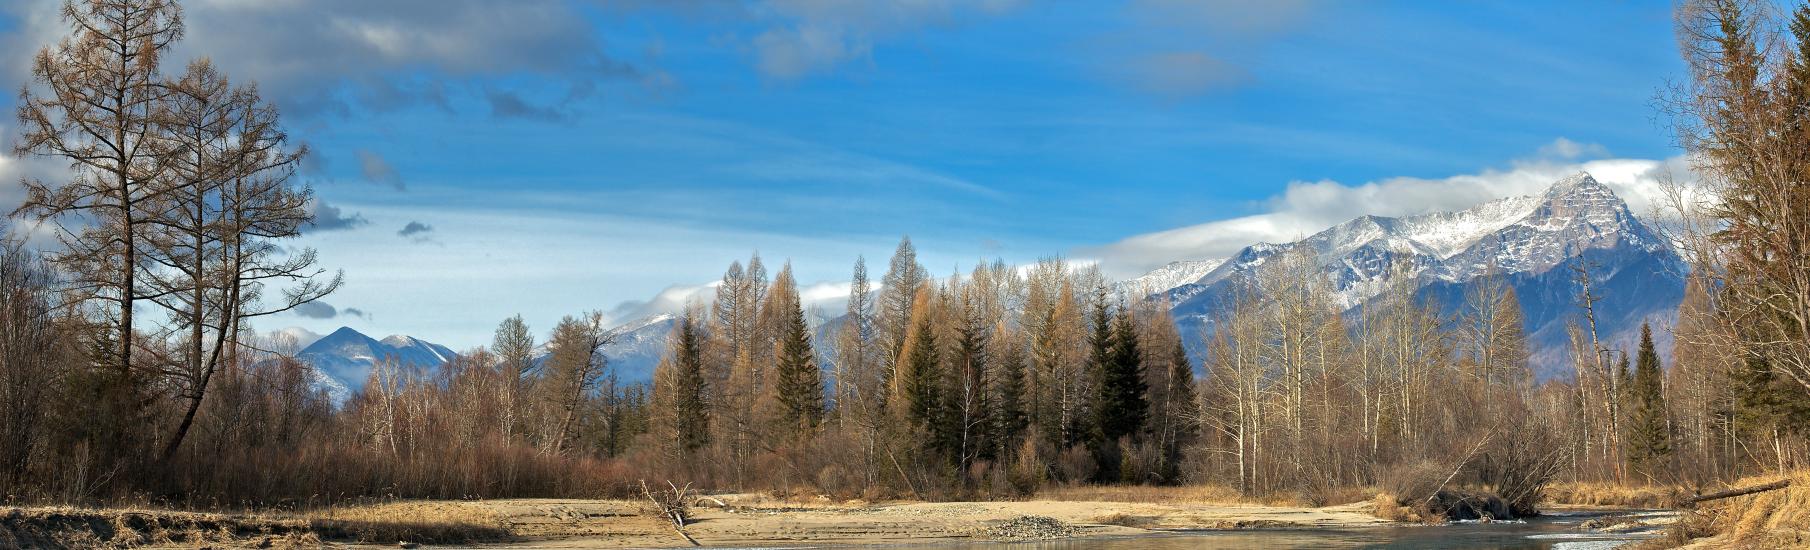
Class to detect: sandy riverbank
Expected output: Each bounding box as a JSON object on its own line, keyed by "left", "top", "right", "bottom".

{"left": 3, "top": 494, "right": 1395, "bottom": 548}
{"left": 429, "top": 495, "right": 1394, "bottom": 548}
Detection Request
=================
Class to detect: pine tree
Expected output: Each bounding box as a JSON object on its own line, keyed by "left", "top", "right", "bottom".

{"left": 1625, "top": 323, "right": 1672, "bottom": 480}
{"left": 773, "top": 274, "right": 824, "bottom": 434}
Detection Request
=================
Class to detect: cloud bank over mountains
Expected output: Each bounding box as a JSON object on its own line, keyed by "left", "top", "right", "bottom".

{"left": 1079, "top": 139, "right": 1696, "bottom": 279}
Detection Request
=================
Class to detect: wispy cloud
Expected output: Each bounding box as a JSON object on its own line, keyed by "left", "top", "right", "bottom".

{"left": 356, "top": 149, "right": 405, "bottom": 190}
{"left": 309, "top": 201, "right": 371, "bottom": 232}
{"left": 397, "top": 221, "right": 436, "bottom": 243}
{"left": 1112, "top": 51, "right": 1247, "bottom": 100}
{"left": 1091, "top": 0, "right": 1323, "bottom": 100}
{"left": 730, "top": 0, "right": 1024, "bottom": 80}
{"left": 293, "top": 300, "right": 371, "bottom": 320}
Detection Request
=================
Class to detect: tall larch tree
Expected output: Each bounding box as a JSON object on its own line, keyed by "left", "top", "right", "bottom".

{"left": 539, "top": 312, "right": 610, "bottom": 455}
{"left": 878, "top": 237, "right": 926, "bottom": 368}
{"left": 493, "top": 315, "right": 537, "bottom": 440}
{"left": 13, "top": 0, "right": 185, "bottom": 465}
{"left": 152, "top": 59, "right": 336, "bottom": 461}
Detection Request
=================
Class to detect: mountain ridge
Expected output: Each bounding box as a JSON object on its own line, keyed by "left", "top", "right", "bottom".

{"left": 296, "top": 172, "right": 1685, "bottom": 395}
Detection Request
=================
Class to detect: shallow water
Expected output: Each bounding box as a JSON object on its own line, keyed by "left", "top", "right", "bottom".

{"left": 919, "top": 510, "right": 1662, "bottom": 550}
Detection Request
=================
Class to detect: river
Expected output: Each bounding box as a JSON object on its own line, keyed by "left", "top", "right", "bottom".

{"left": 915, "top": 510, "right": 1667, "bottom": 550}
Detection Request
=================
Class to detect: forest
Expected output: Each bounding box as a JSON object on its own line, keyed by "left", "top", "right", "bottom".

{"left": 0, "top": 0, "right": 1807, "bottom": 539}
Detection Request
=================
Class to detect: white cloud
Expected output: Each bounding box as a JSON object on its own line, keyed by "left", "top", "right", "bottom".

{"left": 1079, "top": 139, "right": 1698, "bottom": 279}
{"left": 262, "top": 326, "right": 325, "bottom": 353}
{"left": 2, "top": 0, "right": 653, "bottom": 118}
{"left": 1536, "top": 137, "right": 1610, "bottom": 160}
{"left": 604, "top": 278, "right": 857, "bottom": 329}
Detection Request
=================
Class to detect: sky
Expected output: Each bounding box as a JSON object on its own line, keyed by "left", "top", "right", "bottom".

{"left": 0, "top": 0, "right": 1694, "bottom": 349}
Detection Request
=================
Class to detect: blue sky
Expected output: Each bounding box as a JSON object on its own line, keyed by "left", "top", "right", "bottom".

{"left": 0, "top": 1, "right": 1689, "bottom": 348}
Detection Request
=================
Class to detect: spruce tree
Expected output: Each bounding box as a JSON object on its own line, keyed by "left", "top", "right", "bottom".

{"left": 993, "top": 339, "right": 1029, "bottom": 458}
{"left": 774, "top": 286, "right": 824, "bottom": 433}
{"left": 1082, "top": 289, "right": 1114, "bottom": 449}
{"left": 1160, "top": 339, "right": 1197, "bottom": 483}
{"left": 1098, "top": 310, "right": 1148, "bottom": 443}
{"left": 899, "top": 308, "right": 945, "bottom": 442}
{"left": 952, "top": 305, "right": 991, "bottom": 464}
{"left": 1626, "top": 323, "right": 1671, "bottom": 479}
{"left": 670, "top": 312, "right": 711, "bottom": 453}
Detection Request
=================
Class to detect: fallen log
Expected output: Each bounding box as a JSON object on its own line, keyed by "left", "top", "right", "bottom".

{"left": 1689, "top": 479, "right": 1791, "bottom": 504}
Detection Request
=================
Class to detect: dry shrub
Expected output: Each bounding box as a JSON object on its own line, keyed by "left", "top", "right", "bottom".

{"left": 1371, "top": 493, "right": 1421, "bottom": 522}
{"left": 1380, "top": 461, "right": 1448, "bottom": 506}
{"left": 1006, "top": 438, "right": 1047, "bottom": 496}
{"left": 1054, "top": 445, "right": 1096, "bottom": 483}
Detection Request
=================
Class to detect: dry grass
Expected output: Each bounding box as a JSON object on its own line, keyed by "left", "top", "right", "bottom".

{"left": 1371, "top": 493, "right": 1425, "bottom": 523}
{"left": 0, "top": 501, "right": 516, "bottom": 548}
{"left": 1033, "top": 483, "right": 1333, "bottom": 507}
{"left": 1694, "top": 470, "right": 1810, "bottom": 548}
{"left": 0, "top": 506, "right": 320, "bottom": 549}
{"left": 1542, "top": 482, "right": 1681, "bottom": 508}
{"left": 301, "top": 500, "right": 513, "bottom": 544}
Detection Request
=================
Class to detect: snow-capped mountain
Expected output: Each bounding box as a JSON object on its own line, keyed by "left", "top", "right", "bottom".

{"left": 1120, "top": 258, "right": 1227, "bottom": 297}
{"left": 530, "top": 313, "right": 677, "bottom": 384}
{"left": 298, "top": 327, "right": 458, "bottom": 403}
{"left": 1134, "top": 172, "right": 1684, "bottom": 380}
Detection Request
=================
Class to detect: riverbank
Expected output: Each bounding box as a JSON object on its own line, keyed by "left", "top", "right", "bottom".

{"left": 3, "top": 494, "right": 1394, "bottom": 549}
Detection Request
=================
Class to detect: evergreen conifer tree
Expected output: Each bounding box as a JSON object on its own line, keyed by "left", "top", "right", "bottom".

{"left": 1160, "top": 339, "right": 1197, "bottom": 483}
{"left": 1098, "top": 310, "right": 1148, "bottom": 443}
{"left": 774, "top": 283, "right": 825, "bottom": 433}
{"left": 1626, "top": 323, "right": 1671, "bottom": 479}
{"left": 670, "top": 312, "right": 711, "bottom": 453}
{"left": 993, "top": 339, "right": 1029, "bottom": 458}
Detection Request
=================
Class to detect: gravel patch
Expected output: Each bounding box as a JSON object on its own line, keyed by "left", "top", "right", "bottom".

{"left": 982, "top": 515, "right": 1078, "bottom": 541}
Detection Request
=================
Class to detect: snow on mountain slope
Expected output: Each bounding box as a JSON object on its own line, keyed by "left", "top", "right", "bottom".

{"left": 1148, "top": 172, "right": 1683, "bottom": 380}
{"left": 298, "top": 327, "right": 457, "bottom": 403}
{"left": 600, "top": 314, "right": 675, "bottom": 383}
{"left": 525, "top": 313, "right": 677, "bottom": 385}
{"left": 1121, "top": 258, "right": 1227, "bottom": 296}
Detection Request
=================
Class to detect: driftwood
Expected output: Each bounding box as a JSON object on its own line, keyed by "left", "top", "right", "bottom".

{"left": 1689, "top": 479, "right": 1792, "bottom": 504}
{"left": 640, "top": 480, "right": 701, "bottom": 546}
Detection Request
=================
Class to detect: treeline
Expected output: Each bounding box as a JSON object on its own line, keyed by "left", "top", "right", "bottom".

{"left": 620, "top": 241, "right": 1566, "bottom": 505}
{"left": 4, "top": 0, "right": 1810, "bottom": 511}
